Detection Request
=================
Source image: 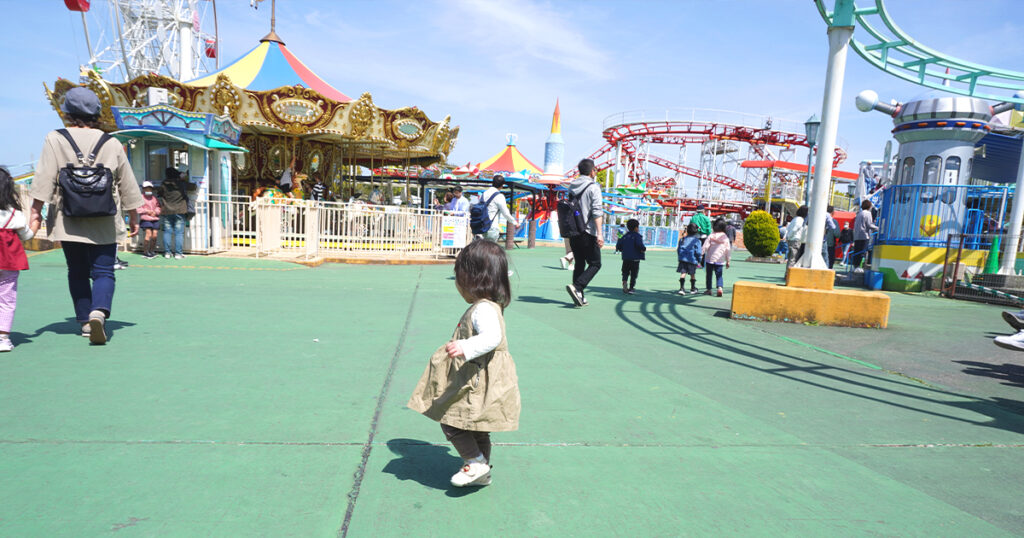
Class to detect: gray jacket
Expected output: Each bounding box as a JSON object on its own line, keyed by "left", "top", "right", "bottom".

{"left": 854, "top": 209, "right": 877, "bottom": 241}
{"left": 567, "top": 177, "right": 603, "bottom": 237}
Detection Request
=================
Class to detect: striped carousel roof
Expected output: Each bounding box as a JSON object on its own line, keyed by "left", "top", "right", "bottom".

{"left": 477, "top": 139, "right": 542, "bottom": 175}
{"left": 185, "top": 39, "right": 351, "bottom": 102}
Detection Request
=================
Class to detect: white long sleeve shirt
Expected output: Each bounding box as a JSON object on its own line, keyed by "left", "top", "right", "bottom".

{"left": 481, "top": 187, "right": 516, "bottom": 226}
{"left": 457, "top": 301, "right": 502, "bottom": 361}
{"left": 0, "top": 208, "right": 34, "bottom": 241}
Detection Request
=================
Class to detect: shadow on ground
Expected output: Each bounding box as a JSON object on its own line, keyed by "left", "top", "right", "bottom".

{"left": 382, "top": 438, "right": 483, "bottom": 498}
{"left": 581, "top": 285, "right": 1024, "bottom": 436}
{"left": 11, "top": 318, "right": 137, "bottom": 345}
{"left": 956, "top": 360, "right": 1024, "bottom": 390}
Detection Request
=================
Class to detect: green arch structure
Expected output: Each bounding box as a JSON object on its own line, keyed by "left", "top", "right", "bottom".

{"left": 814, "top": 0, "right": 1024, "bottom": 104}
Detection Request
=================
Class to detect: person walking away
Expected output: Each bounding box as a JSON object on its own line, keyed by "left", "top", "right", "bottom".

{"left": 702, "top": 219, "right": 732, "bottom": 296}
{"left": 476, "top": 175, "right": 518, "bottom": 242}
{"left": 137, "top": 180, "right": 161, "bottom": 258}
{"left": 565, "top": 159, "right": 604, "bottom": 307}
{"left": 0, "top": 167, "right": 33, "bottom": 352}
{"left": 724, "top": 218, "right": 737, "bottom": 244}
{"left": 823, "top": 205, "right": 839, "bottom": 269}
{"left": 677, "top": 222, "right": 702, "bottom": 294}
{"left": 852, "top": 199, "right": 878, "bottom": 271}
{"left": 158, "top": 168, "right": 195, "bottom": 259}
{"left": 407, "top": 240, "right": 520, "bottom": 488}
{"left": 28, "top": 86, "right": 143, "bottom": 345}
{"left": 690, "top": 204, "right": 712, "bottom": 259}
{"left": 775, "top": 217, "right": 789, "bottom": 257}
{"left": 786, "top": 205, "right": 808, "bottom": 267}
{"left": 615, "top": 218, "right": 646, "bottom": 294}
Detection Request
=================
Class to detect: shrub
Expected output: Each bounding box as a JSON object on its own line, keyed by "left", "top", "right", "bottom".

{"left": 743, "top": 210, "right": 780, "bottom": 257}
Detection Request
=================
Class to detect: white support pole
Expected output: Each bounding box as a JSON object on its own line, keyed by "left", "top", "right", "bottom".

{"left": 999, "top": 147, "right": 1024, "bottom": 274}
{"left": 798, "top": 24, "right": 854, "bottom": 270}
{"left": 178, "top": 4, "right": 194, "bottom": 81}
{"left": 614, "top": 142, "right": 623, "bottom": 188}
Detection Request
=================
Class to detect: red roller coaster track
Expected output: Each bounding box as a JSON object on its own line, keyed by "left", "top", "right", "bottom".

{"left": 587, "top": 119, "right": 847, "bottom": 190}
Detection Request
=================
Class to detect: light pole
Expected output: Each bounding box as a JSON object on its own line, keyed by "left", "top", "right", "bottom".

{"left": 803, "top": 114, "right": 820, "bottom": 204}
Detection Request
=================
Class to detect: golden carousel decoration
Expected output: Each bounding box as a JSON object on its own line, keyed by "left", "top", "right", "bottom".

{"left": 44, "top": 27, "right": 458, "bottom": 193}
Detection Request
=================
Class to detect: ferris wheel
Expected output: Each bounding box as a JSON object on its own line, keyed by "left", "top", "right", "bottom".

{"left": 65, "top": 0, "right": 220, "bottom": 83}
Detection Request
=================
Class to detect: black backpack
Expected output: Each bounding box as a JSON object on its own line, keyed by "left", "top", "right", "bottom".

{"left": 557, "top": 181, "right": 593, "bottom": 238}
{"left": 469, "top": 191, "right": 501, "bottom": 234}
{"left": 55, "top": 129, "right": 118, "bottom": 218}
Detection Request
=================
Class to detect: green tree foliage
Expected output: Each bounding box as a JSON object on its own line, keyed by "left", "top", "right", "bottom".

{"left": 743, "top": 210, "right": 781, "bottom": 257}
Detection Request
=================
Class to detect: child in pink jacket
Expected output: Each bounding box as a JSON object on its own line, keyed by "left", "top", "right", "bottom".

{"left": 137, "top": 180, "right": 162, "bottom": 258}
{"left": 701, "top": 218, "right": 732, "bottom": 297}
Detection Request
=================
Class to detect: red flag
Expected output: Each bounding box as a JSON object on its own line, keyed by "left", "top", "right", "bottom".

{"left": 64, "top": 0, "right": 90, "bottom": 12}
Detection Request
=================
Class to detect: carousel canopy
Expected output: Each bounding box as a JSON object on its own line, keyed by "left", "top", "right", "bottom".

{"left": 185, "top": 39, "right": 351, "bottom": 103}
{"left": 478, "top": 139, "right": 542, "bottom": 175}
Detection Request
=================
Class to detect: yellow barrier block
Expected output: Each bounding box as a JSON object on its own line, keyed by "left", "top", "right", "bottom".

{"left": 785, "top": 267, "right": 835, "bottom": 290}
{"left": 731, "top": 281, "right": 890, "bottom": 328}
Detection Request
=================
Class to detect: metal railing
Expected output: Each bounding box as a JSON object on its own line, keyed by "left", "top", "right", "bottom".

{"left": 941, "top": 232, "right": 1023, "bottom": 306}
{"left": 878, "top": 184, "right": 1015, "bottom": 248}
{"left": 253, "top": 198, "right": 467, "bottom": 260}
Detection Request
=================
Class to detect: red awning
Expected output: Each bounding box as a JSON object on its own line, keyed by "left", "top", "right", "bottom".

{"left": 740, "top": 160, "right": 858, "bottom": 181}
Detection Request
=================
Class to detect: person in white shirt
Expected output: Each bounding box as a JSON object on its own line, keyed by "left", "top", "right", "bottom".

{"left": 475, "top": 175, "right": 518, "bottom": 242}
{"left": 449, "top": 185, "right": 470, "bottom": 215}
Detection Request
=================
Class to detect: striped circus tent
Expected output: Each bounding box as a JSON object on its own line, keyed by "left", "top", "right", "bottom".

{"left": 477, "top": 136, "right": 543, "bottom": 175}
{"left": 185, "top": 38, "right": 351, "bottom": 102}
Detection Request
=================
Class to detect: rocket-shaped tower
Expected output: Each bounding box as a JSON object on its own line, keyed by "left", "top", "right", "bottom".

{"left": 543, "top": 100, "right": 565, "bottom": 175}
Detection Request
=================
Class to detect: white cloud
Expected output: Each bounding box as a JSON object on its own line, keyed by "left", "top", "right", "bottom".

{"left": 439, "top": 0, "right": 611, "bottom": 79}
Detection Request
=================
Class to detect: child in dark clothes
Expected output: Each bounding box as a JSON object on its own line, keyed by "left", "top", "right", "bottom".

{"left": 615, "top": 219, "right": 646, "bottom": 295}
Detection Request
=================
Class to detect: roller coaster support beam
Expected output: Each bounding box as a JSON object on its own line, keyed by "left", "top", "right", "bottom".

{"left": 614, "top": 142, "right": 623, "bottom": 188}
{"left": 799, "top": 0, "right": 855, "bottom": 270}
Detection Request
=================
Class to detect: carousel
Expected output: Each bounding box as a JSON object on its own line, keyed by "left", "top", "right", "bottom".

{"left": 43, "top": 24, "right": 459, "bottom": 199}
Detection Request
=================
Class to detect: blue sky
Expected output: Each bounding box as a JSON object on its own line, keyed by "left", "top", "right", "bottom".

{"left": 2, "top": 0, "right": 1022, "bottom": 188}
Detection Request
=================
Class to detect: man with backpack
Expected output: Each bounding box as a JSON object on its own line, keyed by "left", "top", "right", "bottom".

{"left": 470, "top": 175, "right": 518, "bottom": 242}
{"left": 563, "top": 159, "right": 604, "bottom": 307}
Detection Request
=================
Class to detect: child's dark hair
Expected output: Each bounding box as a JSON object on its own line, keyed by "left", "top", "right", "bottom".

{"left": 686, "top": 222, "right": 698, "bottom": 236}
{"left": 713, "top": 219, "right": 727, "bottom": 233}
{"left": 626, "top": 218, "right": 639, "bottom": 231}
{"left": 454, "top": 240, "right": 511, "bottom": 308}
{"left": 0, "top": 167, "right": 20, "bottom": 212}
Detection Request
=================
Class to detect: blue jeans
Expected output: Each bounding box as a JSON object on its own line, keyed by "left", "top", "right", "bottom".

{"left": 705, "top": 263, "right": 724, "bottom": 290}
{"left": 62, "top": 242, "right": 116, "bottom": 322}
{"left": 162, "top": 214, "right": 185, "bottom": 255}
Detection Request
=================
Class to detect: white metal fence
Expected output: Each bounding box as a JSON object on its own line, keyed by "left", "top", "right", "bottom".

{"left": 249, "top": 197, "right": 467, "bottom": 260}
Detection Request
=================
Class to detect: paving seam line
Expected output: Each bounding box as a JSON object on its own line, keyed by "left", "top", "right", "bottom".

{"left": 3, "top": 439, "right": 1020, "bottom": 448}
{"left": 338, "top": 266, "right": 422, "bottom": 538}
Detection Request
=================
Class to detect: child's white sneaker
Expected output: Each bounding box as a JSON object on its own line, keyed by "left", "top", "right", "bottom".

{"left": 0, "top": 336, "right": 12, "bottom": 352}
{"left": 450, "top": 461, "right": 491, "bottom": 487}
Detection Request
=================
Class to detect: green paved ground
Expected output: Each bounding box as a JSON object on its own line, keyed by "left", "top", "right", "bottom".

{"left": 1, "top": 247, "right": 1022, "bottom": 536}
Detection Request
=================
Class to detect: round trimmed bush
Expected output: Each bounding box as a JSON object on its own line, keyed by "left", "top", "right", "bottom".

{"left": 743, "top": 210, "right": 780, "bottom": 257}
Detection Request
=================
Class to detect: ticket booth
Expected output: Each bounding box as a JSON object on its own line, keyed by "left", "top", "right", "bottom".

{"left": 110, "top": 104, "right": 246, "bottom": 254}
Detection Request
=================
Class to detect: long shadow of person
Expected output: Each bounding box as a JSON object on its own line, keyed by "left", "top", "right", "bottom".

{"left": 382, "top": 438, "right": 483, "bottom": 497}
{"left": 11, "top": 318, "right": 138, "bottom": 345}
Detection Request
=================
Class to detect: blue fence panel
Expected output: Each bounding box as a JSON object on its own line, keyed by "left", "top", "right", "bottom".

{"left": 877, "top": 184, "right": 1010, "bottom": 249}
